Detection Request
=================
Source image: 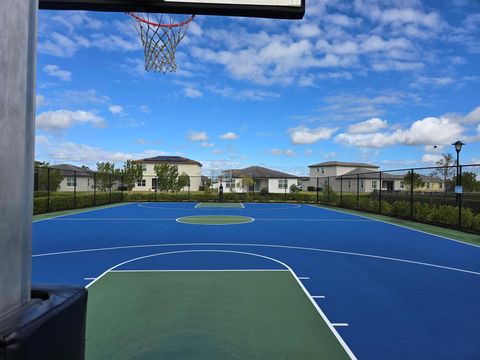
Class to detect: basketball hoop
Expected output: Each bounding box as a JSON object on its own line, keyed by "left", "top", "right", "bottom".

{"left": 129, "top": 12, "right": 195, "bottom": 73}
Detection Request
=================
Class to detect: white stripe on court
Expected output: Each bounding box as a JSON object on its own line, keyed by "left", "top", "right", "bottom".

{"left": 84, "top": 277, "right": 96, "bottom": 280}
{"left": 85, "top": 249, "right": 357, "bottom": 360}
{"left": 312, "top": 295, "right": 326, "bottom": 299}
{"left": 332, "top": 323, "right": 349, "bottom": 327}
{"left": 33, "top": 202, "right": 133, "bottom": 222}
{"left": 32, "top": 242, "right": 480, "bottom": 277}
{"left": 110, "top": 269, "right": 288, "bottom": 272}
{"left": 298, "top": 277, "right": 310, "bottom": 280}
{"left": 45, "top": 217, "right": 371, "bottom": 222}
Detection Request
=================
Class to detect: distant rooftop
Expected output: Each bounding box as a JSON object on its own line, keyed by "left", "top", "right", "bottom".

{"left": 308, "top": 161, "right": 379, "bottom": 168}
{"left": 49, "top": 164, "right": 95, "bottom": 177}
{"left": 228, "top": 166, "right": 298, "bottom": 178}
{"left": 134, "top": 156, "right": 202, "bottom": 167}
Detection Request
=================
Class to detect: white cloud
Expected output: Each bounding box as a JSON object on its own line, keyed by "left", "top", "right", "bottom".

{"left": 109, "top": 105, "right": 123, "bottom": 114}
{"left": 36, "top": 110, "right": 107, "bottom": 132}
{"left": 347, "top": 118, "right": 387, "bottom": 134}
{"left": 207, "top": 85, "right": 280, "bottom": 101}
{"left": 422, "top": 153, "right": 443, "bottom": 164}
{"left": 184, "top": 87, "right": 203, "bottom": 98}
{"left": 270, "top": 148, "right": 295, "bottom": 156}
{"left": 219, "top": 132, "right": 238, "bottom": 140}
{"left": 201, "top": 142, "right": 215, "bottom": 147}
{"left": 36, "top": 95, "right": 45, "bottom": 107}
{"left": 36, "top": 135, "right": 50, "bottom": 146}
{"left": 288, "top": 125, "right": 338, "bottom": 144}
{"left": 188, "top": 131, "right": 208, "bottom": 141}
{"left": 139, "top": 105, "right": 151, "bottom": 113}
{"left": 43, "top": 65, "right": 72, "bottom": 81}
{"left": 212, "top": 149, "right": 225, "bottom": 154}
{"left": 336, "top": 116, "right": 465, "bottom": 148}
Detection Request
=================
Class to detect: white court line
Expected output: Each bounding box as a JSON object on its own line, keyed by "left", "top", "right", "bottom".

{"left": 332, "top": 323, "right": 349, "bottom": 327}
{"left": 194, "top": 203, "right": 201, "bottom": 208}
{"left": 85, "top": 249, "right": 356, "bottom": 360}
{"left": 306, "top": 204, "right": 480, "bottom": 249}
{"left": 45, "top": 217, "right": 371, "bottom": 222}
{"left": 298, "top": 276, "right": 310, "bottom": 280}
{"left": 175, "top": 215, "right": 255, "bottom": 226}
{"left": 84, "top": 277, "right": 96, "bottom": 280}
{"left": 240, "top": 203, "right": 245, "bottom": 208}
{"left": 32, "top": 242, "right": 480, "bottom": 277}
{"left": 33, "top": 202, "right": 132, "bottom": 222}
{"left": 312, "top": 295, "right": 326, "bottom": 299}
{"left": 110, "top": 269, "right": 288, "bottom": 272}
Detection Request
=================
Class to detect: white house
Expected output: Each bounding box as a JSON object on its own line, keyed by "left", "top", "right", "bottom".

{"left": 307, "top": 161, "right": 443, "bottom": 193}
{"left": 48, "top": 164, "right": 96, "bottom": 192}
{"left": 132, "top": 156, "right": 202, "bottom": 191}
{"left": 218, "top": 166, "right": 299, "bottom": 194}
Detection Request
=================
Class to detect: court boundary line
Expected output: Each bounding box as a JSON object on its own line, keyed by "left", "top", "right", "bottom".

{"left": 33, "top": 202, "right": 133, "bottom": 222}
{"left": 137, "top": 202, "right": 302, "bottom": 211}
{"left": 306, "top": 204, "right": 480, "bottom": 249}
{"left": 43, "top": 217, "right": 371, "bottom": 222}
{"left": 85, "top": 249, "right": 356, "bottom": 360}
{"left": 32, "top": 242, "right": 480, "bottom": 276}
{"left": 110, "top": 269, "right": 289, "bottom": 272}
{"left": 175, "top": 215, "right": 255, "bottom": 225}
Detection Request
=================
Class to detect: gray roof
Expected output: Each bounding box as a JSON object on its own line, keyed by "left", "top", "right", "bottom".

{"left": 49, "top": 164, "right": 95, "bottom": 177}
{"left": 338, "top": 169, "right": 442, "bottom": 182}
{"left": 134, "top": 156, "right": 202, "bottom": 167}
{"left": 228, "top": 166, "right": 298, "bottom": 179}
{"left": 309, "top": 161, "right": 379, "bottom": 168}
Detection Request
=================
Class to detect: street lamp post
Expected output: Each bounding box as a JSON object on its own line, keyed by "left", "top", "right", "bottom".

{"left": 452, "top": 140, "right": 465, "bottom": 227}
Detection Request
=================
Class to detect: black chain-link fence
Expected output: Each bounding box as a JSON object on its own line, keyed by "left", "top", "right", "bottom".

{"left": 34, "top": 164, "right": 480, "bottom": 234}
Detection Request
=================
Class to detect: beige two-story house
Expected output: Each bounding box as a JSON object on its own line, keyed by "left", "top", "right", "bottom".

{"left": 132, "top": 156, "right": 202, "bottom": 191}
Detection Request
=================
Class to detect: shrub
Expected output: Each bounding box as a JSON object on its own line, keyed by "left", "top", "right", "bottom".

{"left": 307, "top": 186, "right": 315, "bottom": 192}
{"left": 290, "top": 184, "right": 300, "bottom": 193}
{"left": 260, "top": 187, "right": 269, "bottom": 196}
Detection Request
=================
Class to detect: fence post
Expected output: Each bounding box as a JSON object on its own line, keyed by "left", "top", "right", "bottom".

{"left": 458, "top": 165, "right": 462, "bottom": 229}
{"left": 93, "top": 173, "right": 96, "bottom": 206}
{"left": 327, "top": 177, "right": 330, "bottom": 205}
{"left": 188, "top": 178, "right": 190, "bottom": 201}
{"left": 155, "top": 177, "right": 157, "bottom": 202}
{"left": 356, "top": 174, "right": 360, "bottom": 210}
{"left": 316, "top": 178, "right": 319, "bottom": 204}
{"left": 252, "top": 178, "right": 255, "bottom": 202}
{"left": 47, "top": 167, "right": 50, "bottom": 212}
{"left": 340, "top": 176, "right": 343, "bottom": 207}
{"left": 121, "top": 173, "right": 124, "bottom": 202}
{"left": 73, "top": 171, "right": 77, "bottom": 209}
{"left": 410, "top": 169, "right": 414, "bottom": 220}
{"left": 379, "top": 171, "right": 382, "bottom": 214}
{"left": 109, "top": 173, "right": 112, "bottom": 204}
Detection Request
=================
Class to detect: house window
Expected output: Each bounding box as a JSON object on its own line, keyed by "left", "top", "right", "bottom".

{"left": 348, "top": 180, "right": 351, "bottom": 188}
{"left": 372, "top": 180, "right": 377, "bottom": 189}
{"left": 316, "top": 168, "right": 320, "bottom": 172}
{"left": 426, "top": 182, "right": 430, "bottom": 189}
{"left": 67, "top": 177, "right": 76, "bottom": 187}
{"left": 141, "top": 164, "right": 147, "bottom": 171}
{"left": 137, "top": 179, "right": 146, "bottom": 187}
{"left": 360, "top": 180, "right": 364, "bottom": 189}
{"left": 400, "top": 181, "right": 405, "bottom": 189}
{"left": 439, "top": 182, "right": 443, "bottom": 189}
{"left": 321, "top": 167, "right": 325, "bottom": 174}
{"left": 278, "top": 179, "right": 288, "bottom": 189}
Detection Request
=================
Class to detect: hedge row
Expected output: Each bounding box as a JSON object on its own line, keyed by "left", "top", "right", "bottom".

{"left": 34, "top": 192, "right": 123, "bottom": 214}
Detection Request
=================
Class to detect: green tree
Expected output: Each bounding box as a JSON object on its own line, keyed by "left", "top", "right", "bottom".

{"left": 454, "top": 171, "right": 480, "bottom": 192}
{"left": 154, "top": 164, "right": 180, "bottom": 192}
{"left": 237, "top": 176, "right": 254, "bottom": 192}
{"left": 289, "top": 184, "right": 300, "bottom": 193}
{"left": 35, "top": 162, "right": 63, "bottom": 192}
{"left": 176, "top": 172, "right": 190, "bottom": 191}
{"left": 403, "top": 171, "right": 425, "bottom": 191}
{"left": 96, "top": 162, "right": 116, "bottom": 191}
{"left": 122, "top": 160, "right": 144, "bottom": 191}
{"left": 431, "top": 153, "right": 455, "bottom": 193}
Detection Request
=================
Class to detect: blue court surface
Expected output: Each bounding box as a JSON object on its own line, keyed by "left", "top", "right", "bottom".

{"left": 33, "top": 202, "right": 480, "bottom": 359}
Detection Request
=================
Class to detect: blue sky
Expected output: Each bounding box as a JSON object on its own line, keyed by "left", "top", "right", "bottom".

{"left": 35, "top": 0, "right": 480, "bottom": 175}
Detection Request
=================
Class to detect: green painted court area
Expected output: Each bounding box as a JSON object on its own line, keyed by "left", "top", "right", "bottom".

{"left": 177, "top": 215, "right": 253, "bottom": 225}
{"left": 195, "top": 202, "right": 244, "bottom": 208}
{"left": 86, "top": 271, "right": 350, "bottom": 360}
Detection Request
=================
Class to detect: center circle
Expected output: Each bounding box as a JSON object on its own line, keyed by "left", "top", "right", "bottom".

{"left": 176, "top": 215, "right": 254, "bottom": 225}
